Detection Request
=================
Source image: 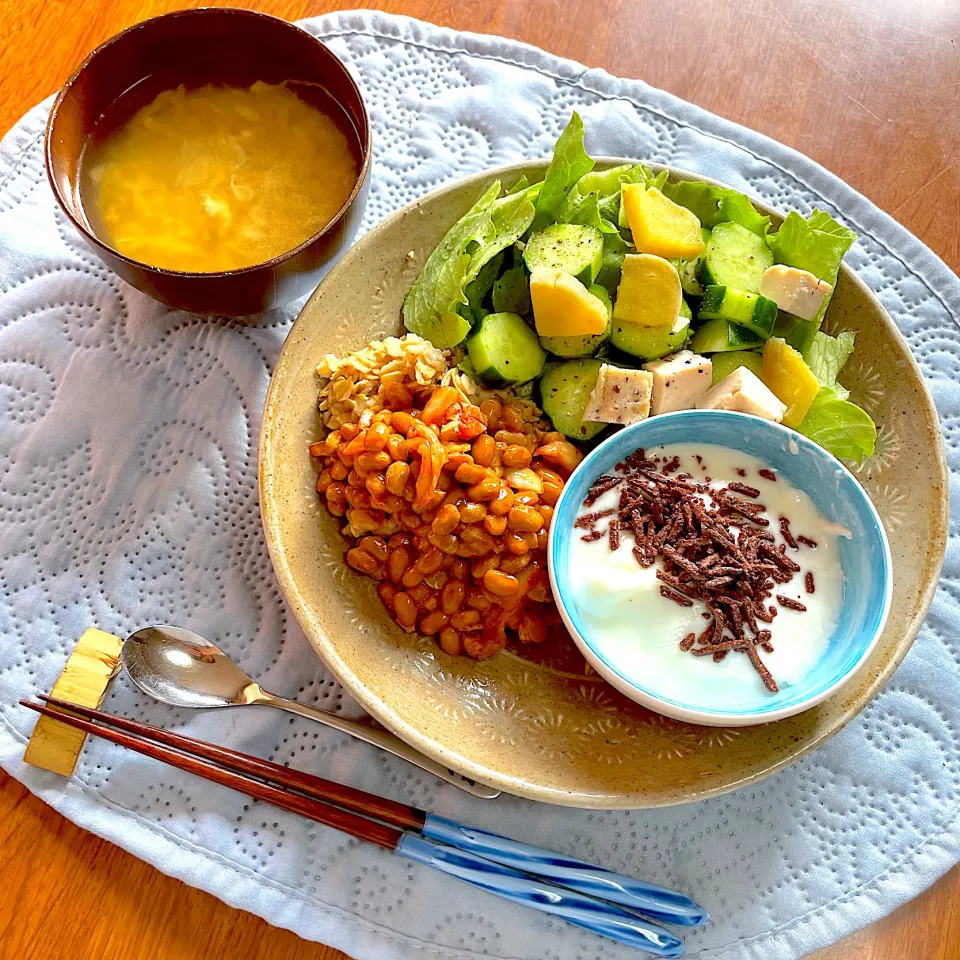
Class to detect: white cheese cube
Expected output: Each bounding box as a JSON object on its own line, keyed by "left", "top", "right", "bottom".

{"left": 642, "top": 350, "right": 713, "bottom": 415}
{"left": 584, "top": 364, "right": 653, "bottom": 425}
{"left": 695, "top": 366, "right": 787, "bottom": 422}
{"left": 759, "top": 265, "right": 833, "bottom": 322}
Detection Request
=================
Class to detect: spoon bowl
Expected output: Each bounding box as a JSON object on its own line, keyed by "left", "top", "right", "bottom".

{"left": 122, "top": 626, "right": 262, "bottom": 709}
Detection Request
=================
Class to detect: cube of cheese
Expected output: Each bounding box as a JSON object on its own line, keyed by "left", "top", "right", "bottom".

{"left": 695, "top": 366, "right": 787, "bottom": 422}
{"left": 643, "top": 350, "right": 713, "bottom": 415}
{"left": 583, "top": 364, "right": 654, "bottom": 425}
{"left": 759, "top": 265, "right": 833, "bottom": 321}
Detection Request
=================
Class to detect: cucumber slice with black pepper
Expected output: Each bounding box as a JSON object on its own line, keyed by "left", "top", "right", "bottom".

{"left": 539, "top": 284, "right": 612, "bottom": 358}
{"left": 523, "top": 223, "right": 604, "bottom": 285}
{"left": 611, "top": 315, "right": 690, "bottom": 361}
{"left": 539, "top": 359, "right": 606, "bottom": 441}
{"left": 698, "top": 285, "right": 777, "bottom": 338}
{"left": 698, "top": 221, "right": 773, "bottom": 294}
{"left": 466, "top": 312, "right": 546, "bottom": 385}
{"left": 691, "top": 317, "right": 763, "bottom": 353}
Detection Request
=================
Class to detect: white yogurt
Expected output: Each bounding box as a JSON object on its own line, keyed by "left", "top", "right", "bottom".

{"left": 568, "top": 443, "right": 844, "bottom": 707}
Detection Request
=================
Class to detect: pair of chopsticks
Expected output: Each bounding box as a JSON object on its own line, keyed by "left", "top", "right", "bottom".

{"left": 21, "top": 696, "right": 707, "bottom": 955}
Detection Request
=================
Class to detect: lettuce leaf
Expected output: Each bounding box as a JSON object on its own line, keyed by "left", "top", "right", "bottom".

{"left": 660, "top": 180, "right": 771, "bottom": 236}
{"left": 403, "top": 182, "right": 535, "bottom": 347}
{"left": 595, "top": 230, "right": 634, "bottom": 295}
{"left": 506, "top": 175, "right": 531, "bottom": 195}
{"left": 463, "top": 250, "right": 505, "bottom": 313}
{"left": 796, "top": 386, "right": 876, "bottom": 462}
{"left": 533, "top": 113, "right": 595, "bottom": 229}
{"left": 492, "top": 265, "right": 532, "bottom": 316}
{"left": 558, "top": 182, "right": 618, "bottom": 233}
{"left": 806, "top": 330, "right": 855, "bottom": 399}
{"left": 772, "top": 313, "right": 818, "bottom": 356}
{"left": 766, "top": 209, "right": 856, "bottom": 283}
{"left": 766, "top": 209, "right": 857, "bottom": 353}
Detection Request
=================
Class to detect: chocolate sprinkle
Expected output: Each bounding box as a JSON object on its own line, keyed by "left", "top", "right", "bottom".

{"left": 779, "top": 516, "right": 798, "bottom": 550}
{"left": 747, "top": 645, "right": 779, "bottom": 692}
{"left": 608, "top": 518, "right": 621, "bottom": 551}
{"left": 585, "top": 475, "right": 623, "bottom": 505}
{"left": 574, "top": 508, "right": 616, "bottom": 529}
{"left": 660, "top": 585, "right": 694, "bottom": 607}
{"left": 805, "top": 572, "right": 815, "bottom": 594}
{"left": 575, "top": 446, "right": 814, "bottom": 693}
{"left": 758, "top": 469, "right": 777, "bottom": 482}
{"left": 776, "top": 594, "right": 807, "bottom": 612}
{"left": 727, "top": 482, "right": 761, "bottom": 498}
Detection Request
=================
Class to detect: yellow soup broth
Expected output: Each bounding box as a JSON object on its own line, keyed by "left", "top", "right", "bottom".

{"left": 81, "top": 81, "right": 359, "bottom": 273}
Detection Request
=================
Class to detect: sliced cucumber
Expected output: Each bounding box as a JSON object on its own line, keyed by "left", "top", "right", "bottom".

{"left": 699, "top": 221, "right": 773, "bottom": 294}
{"left": 691, "top": 318, "right": 763, "bottom": 354}
{"left": 466, "top": 312, "right": 546, "bottom": 385}
{"left": 524, "top": 223, "right": 604, "bottom": 285}
{"left": 539, "top": 284, "right": 612, "bottom": 358}
{"left": 492, "top": 265, "right": 531, "bottom": 316}
{"left": 539, "top": 359, "right": 606, "bottom": 441}
{"left": 670, "top": 228, "right": 711, "bottom": 296}
{"left": 698, "top": 285, "right": 777, "bottom": 338}
{"left": 612, "top": 315, "right": 690, "bottom": 361}
{"left": 710, "top": 349, "right": 764, "bottom": 385}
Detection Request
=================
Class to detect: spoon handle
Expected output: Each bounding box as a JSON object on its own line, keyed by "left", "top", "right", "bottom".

{"left": 256, "top": 692, "right": 500, "bottom": 800}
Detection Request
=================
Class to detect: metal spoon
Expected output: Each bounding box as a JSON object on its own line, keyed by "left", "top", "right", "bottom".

{"left": 120, "top": 625, "right": 499, "bottom": 799}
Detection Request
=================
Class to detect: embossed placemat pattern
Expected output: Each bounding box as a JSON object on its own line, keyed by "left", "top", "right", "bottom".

{"left": 0, "top": 11, "right": 958, "bottom": 960}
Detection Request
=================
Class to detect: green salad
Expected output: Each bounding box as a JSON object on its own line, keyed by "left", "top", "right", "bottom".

{"left": 402, "top": 113, "right": 876, "bottom": 462}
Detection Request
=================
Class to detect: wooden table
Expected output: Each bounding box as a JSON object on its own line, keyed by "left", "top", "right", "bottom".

{"left": 1, "top": 1, "right": 957, "bottom": 957}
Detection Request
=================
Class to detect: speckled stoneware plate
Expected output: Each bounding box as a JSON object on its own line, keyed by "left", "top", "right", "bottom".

{"left": 259, "top": 161, "right": 947, "bottom": 808}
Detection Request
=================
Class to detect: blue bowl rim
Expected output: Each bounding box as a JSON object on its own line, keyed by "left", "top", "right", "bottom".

{"left": 548, "top": 410, "right": 894, "bottom": 728}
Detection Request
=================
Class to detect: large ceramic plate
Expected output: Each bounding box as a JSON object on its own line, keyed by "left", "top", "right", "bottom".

{"left": 260, "top": 161, "right": 947, "bottom": 808}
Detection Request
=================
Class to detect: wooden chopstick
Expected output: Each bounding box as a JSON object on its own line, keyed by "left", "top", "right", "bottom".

{"left": 35, "top": 694, "right": 426, "bottom": 831}
{"left": 20, "top": 699, "right": 404, "bottom": 849}
{"left": 18, "top": 696, "right": 706, "bottom": 950}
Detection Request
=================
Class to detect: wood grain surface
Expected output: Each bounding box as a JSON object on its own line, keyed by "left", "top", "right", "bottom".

{"left": 1, "top": 1, "right": 958, "bottom": 958}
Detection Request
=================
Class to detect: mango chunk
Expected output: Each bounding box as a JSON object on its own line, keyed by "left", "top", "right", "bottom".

{"left": 612, "top": 254, "right": 683, "bottom": 328}
{"left": 622, "top": 186, "right": 706, "bottom": 259}
{"left": 530, "top": 267, "right": 609, "bottom": 337}
{"left": 761, "top": 337, "right": 820, "bottom": 428}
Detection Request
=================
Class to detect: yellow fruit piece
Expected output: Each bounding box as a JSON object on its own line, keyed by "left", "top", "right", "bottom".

{"left": 23, "top": 628, "right": 123, "bottom": 776}
{"left": 612, "top": 253, "right": 683, "bottom": 328}
{"left": 530, "top": 267, "right": 609, "bottom": 337}
{"left": 622, "top": 186, "right": 706, "bottom": 259}
{"left": 761, "top": 337, "right": 820, "bottom": 428}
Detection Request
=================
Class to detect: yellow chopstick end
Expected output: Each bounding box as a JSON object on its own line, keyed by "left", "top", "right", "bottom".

{"left": 23, "top": 628, "right": 123, "bottom": 776}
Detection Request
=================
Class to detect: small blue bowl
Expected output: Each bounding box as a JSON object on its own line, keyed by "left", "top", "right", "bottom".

{"left": 548, "top": 410, "right": 892, "bottom": 727}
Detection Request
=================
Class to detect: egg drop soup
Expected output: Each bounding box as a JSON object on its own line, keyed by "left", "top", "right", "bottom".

{"left": 80, "top": 80, "right": 360, "bottom": 273}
